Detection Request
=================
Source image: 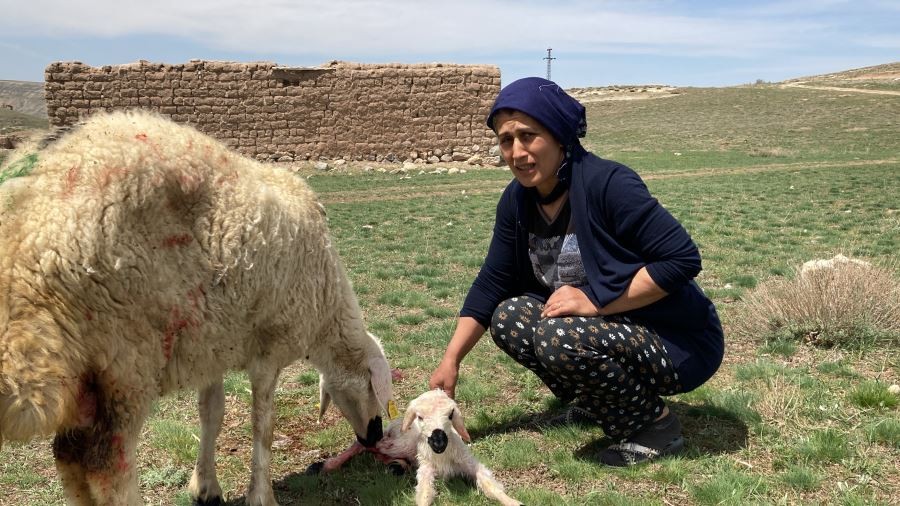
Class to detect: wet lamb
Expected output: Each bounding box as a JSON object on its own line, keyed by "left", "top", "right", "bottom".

{"left": 313, "top": 389, "right": 522, "bottom": 506}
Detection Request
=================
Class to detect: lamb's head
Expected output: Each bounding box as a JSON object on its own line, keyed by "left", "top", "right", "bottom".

{"left": 402, "top": 389, "right": 471, "bottom": 454}
{"left": 318, "top": 332, "right": 393, "bottom": 448}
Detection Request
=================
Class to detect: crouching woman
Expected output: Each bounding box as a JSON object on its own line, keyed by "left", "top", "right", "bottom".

{"left": 429, "top": 77, "right": 724, "bottom": 466}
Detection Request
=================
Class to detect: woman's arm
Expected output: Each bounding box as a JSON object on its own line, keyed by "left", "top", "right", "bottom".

{"left": 542, "top": 267, "right": 668, "bottom": 318}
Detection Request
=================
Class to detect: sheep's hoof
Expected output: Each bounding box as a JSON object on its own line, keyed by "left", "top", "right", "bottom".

{"left": 192, "top": 497, "right": 223, "bottom": 506}
{"left": 305, "top": 461, "right": 325, "bottom": 475}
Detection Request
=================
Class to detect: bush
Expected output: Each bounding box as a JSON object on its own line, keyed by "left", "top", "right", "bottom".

{"left": 732, "top": 255, "right": 900, "bottom": 348}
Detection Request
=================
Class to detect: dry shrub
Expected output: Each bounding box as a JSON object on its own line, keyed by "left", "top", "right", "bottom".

{"left": 732, "top": 256, "right": 900, "bottom": 348}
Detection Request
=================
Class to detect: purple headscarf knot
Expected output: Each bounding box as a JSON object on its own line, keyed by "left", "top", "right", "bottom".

{"left": 486, "top": 77, "right": 587, "bottom": 149}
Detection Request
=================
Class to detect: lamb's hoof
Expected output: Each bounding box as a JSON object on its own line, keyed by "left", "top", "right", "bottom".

{"left": 305, "top": 461, "right": 325, "bottom": 475}
{"left": 387, "top": 461, "right": 407, "bottom": 476}
{"left": 192, "top": 497, "right": 223, "bottom": 506}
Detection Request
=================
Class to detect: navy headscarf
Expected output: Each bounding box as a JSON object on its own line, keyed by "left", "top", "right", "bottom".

{"left": 486, "top": 77, "right": 587, "bottom": 203}
{"left": 486, "top": 77, "right": 587, "bottom": 151}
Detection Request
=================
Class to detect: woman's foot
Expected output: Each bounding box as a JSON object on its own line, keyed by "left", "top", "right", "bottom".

{"left": 599, "top": 411, "right": 684, "bottom": 466}
{"left": 544, "top": 406, "right": 599, "bottom": 428}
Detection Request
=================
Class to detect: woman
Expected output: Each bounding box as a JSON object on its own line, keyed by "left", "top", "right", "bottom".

{"left": 429, "top": 77, "right": 724, "bottom": 466}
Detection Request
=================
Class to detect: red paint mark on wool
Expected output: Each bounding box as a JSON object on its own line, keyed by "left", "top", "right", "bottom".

{"left": 62, "top": 165, "right": 80, "bottom": 196}
{"left": 135, "top": 133, "right": 148, "bottom": 141}
{"left": 163, "top": 233, "right": 193, "bottom": 248}
{"left": 162, "top": 307, "right": 191, "bottom": 360}
{"left": 111, "top": 434, "right": 129, "bottom": 472}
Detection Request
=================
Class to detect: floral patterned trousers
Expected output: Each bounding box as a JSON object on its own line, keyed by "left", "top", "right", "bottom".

{"left": 490, "top": 295, "right": 683, "bottom": 440}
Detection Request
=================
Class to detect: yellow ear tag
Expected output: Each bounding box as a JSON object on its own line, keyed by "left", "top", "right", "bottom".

{"left": 387, "top": 400, "right": 399, "bottom": 420}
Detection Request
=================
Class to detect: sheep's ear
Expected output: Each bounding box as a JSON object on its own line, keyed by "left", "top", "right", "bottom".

{"left": 318, "top": 374, "right": 331, "bottom": 423}
{"left": 401, "top": 406, "right": 418, "bottom": 432}
{"left": 366, "top": 335, "right": 393, "bottom": 416}
{"left": 451, "top": 406, "right": 471, "bottom": 443}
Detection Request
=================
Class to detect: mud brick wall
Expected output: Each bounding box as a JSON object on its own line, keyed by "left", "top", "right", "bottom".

{"left": 43, "top": 60, "right": 501, "bottom": 163}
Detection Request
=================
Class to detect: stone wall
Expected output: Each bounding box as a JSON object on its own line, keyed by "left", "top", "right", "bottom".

{"left": 44, "top": 60, "right": 501, "bottom": 163}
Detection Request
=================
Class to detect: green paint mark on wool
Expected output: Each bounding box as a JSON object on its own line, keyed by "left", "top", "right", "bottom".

{"left": 0, "top": 153, "right": 39, "bottom": 186}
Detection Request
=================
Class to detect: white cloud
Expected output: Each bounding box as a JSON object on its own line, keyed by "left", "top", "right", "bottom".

{"left": 0, "top": 0, "right": 832, "bottom": 58}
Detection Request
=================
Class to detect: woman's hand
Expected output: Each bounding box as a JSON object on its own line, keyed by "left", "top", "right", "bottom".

{"left": 541, "top": 285, "right": 601, "bottom": 318}
{"left": 429, "top": 358, "right": 460, "bottom": 399}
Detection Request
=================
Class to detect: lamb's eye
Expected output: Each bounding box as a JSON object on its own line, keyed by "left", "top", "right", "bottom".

{"left": 448, "top": 409, "right": 454, "bottom": 420}
{"left": 417, "top": 414, "right": 424, "bottom": 421}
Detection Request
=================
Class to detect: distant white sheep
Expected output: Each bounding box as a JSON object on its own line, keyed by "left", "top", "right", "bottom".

{"left": 799, "top": 254, "right": 871, "bottom": 277}
{"left": 0, "top": 110, "right": 393, "bottom": 506}
{"left": 313, "top": 389, "right": 522, "bottom": 506}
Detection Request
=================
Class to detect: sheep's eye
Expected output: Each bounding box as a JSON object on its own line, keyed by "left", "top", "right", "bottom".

{"left": 448, "top": 409, "right": 454, "bottom": 420}
{"left": 417, "top": 414, "right": 424, "bottom": 421}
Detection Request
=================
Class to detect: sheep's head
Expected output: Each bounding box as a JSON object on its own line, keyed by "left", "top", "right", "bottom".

{"left": 402, "top": 389, "right": 471, "bottom": 454}
{"left": 318, "top": 332, "right": 393, "bottom": 448}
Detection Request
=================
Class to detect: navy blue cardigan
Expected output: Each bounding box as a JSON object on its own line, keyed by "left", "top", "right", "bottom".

{"left": 461, "top": 149, "right": 724, "bottom": 391}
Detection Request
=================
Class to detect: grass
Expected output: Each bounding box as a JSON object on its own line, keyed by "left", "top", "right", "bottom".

{"left": 2, "top": 82, "right": 899, "bottom": 504}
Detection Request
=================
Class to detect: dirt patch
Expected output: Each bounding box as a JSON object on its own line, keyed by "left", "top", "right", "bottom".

{"left": 567, "top": 85, "right": 681, "bottom": 103}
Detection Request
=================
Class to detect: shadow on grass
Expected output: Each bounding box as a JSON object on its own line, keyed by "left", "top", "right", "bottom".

{"left": 466, "top": 397, "right": 749, "bottom": 462}
{"left": 217, "top": 456, "right": 413, "bottom": 506}
{"left": 569, "top": 399, "right": 750, "bottom": 462}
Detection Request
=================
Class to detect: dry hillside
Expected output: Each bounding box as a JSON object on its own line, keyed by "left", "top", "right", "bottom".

{"left": 0, "top": 80, "right": 47, "bottom": 117}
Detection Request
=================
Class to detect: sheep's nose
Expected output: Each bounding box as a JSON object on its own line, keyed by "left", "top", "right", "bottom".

{"left": 357, "top": 416, "right": 383, "bottom": 448}
{"left": 427, "top": 429, "right": 448, "bottom": 454}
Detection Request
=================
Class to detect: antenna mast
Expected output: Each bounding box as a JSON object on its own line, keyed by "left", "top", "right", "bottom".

{"left": 543, "top": 48, "right": 556, "bottom": 80}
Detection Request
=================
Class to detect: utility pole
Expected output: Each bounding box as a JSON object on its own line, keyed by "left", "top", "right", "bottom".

{"left": 543, "top": 48, "right": 556, "bottom": 80}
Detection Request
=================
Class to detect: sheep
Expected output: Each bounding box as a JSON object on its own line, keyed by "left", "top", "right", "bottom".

{"left": 800, "top": 254, "right": 871, "bottom": 277}
{"left": 311, "top": 389, "right": 523, "bottom": 506}
{"left": 0, "top": 109, "right": 393, "bottom": 506}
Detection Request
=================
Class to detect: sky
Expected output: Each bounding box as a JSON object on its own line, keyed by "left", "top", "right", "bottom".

{"left": 1, "top": 0, "right": 898, "bottom": 88}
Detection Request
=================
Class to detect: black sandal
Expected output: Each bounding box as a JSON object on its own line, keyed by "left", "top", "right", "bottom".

{"left": 600, "top": 435, "right": 684, "bottom": 466}
{"left": 600, "top": 411, "right": 684, "bottom": 466}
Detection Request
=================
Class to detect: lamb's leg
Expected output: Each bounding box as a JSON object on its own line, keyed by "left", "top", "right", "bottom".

{"left": 323, "top": 441, "right": 366, "bottom": 471}
{"left": 246, "top": 364, "right": 281, "bottom": 506}
{"left": 474, "top": 463, "right": 522, "bottom": 506}
{"left": 189, "top": 377, "right": 225, "bottom": 505}
{"left": 414, "top": 461, "right": 437, "bottom": 506}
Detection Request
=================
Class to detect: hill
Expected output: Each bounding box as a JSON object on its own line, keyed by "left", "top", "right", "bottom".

{"left": 0, "top": 80, "right": 47, "bottom": 117}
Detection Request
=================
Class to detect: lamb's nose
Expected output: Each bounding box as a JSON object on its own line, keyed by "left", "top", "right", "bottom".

{"left": 427, "top": 429, "right": 448, "bottom": 454}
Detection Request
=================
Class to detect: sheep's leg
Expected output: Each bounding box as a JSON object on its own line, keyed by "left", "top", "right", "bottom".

{"left": 246, "top": 364, "right": 281, "bottom": 506}
{"left": 55, "top": 459, "right": 93, "bottom": 506}
{"left": 189, "top": 377, "right": 225, "bottom": 504}
{"left": 414, "top": 461, "right": 437, "bottom": 506}
{"left": 474, "top": 463, "right": 522, "bottom": 506}
{"left": 53, "top": 381, "right": 146, "bottom": 505}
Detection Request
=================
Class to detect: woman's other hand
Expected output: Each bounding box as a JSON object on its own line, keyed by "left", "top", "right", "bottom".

{"left": 541, "top": 285, "right": 601, "bottom": 318}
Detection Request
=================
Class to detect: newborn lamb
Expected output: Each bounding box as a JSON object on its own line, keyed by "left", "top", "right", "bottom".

{"left": 310, "top": 389, "right": 523, "bottom": 506}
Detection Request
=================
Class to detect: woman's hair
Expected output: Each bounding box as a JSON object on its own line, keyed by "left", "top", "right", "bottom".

{"left": 486, "top": 77, "right": 587, "bottom": 150}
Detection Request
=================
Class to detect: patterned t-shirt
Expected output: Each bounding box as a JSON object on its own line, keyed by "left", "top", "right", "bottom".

{"left": 527, "top": 197, "right": 588, "bottom": 290}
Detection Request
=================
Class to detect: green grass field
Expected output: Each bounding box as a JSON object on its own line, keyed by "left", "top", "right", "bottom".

{"left": 1, "top": 83, "right": 898, "bottom": 505}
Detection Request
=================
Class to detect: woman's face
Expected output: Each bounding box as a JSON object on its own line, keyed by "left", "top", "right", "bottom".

{"left": 494, "top": 110, "right": 565, "bottom": 197}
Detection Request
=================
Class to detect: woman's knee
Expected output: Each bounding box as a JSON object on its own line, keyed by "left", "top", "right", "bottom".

{"left": 490, "top": 296, "right": 541, "bottom": 350}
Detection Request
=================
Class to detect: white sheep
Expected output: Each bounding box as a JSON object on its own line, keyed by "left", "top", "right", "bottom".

{"left": 312, "top": 389, "right": 523, "bottom": 506}
{"left": 799, "top": 254, "right": 871, "bottom": 277}
{"left": 0, "top": 110, "right": 393, "bottom": 506}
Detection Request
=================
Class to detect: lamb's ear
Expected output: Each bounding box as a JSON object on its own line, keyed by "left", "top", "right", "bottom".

{"left": 401, "top": 406, "right": 418, "bottom": 432}
{"left": 317, "top": 374, "right": 331, "bottom": 423}
{"left": 451, "top": 406, "right": 471, "bottom": 443}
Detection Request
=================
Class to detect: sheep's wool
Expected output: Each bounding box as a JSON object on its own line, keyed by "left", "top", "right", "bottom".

{"left": 0, "top": 110, "right": 390, "bottom": 504}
